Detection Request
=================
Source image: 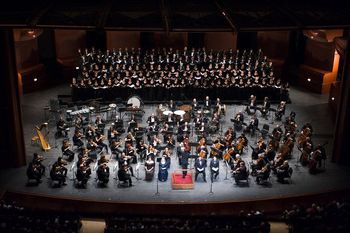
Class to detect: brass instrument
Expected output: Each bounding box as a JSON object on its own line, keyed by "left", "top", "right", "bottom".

{"left": 31, "top": 123, "right": 51, "bottom": 151}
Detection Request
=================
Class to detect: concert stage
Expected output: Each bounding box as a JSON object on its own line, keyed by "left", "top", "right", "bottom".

{"left": 0, "top": 84, "right": 350, "bottom": 215}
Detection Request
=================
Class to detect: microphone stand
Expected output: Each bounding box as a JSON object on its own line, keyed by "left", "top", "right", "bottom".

{"left": 209, "top": 177, "right": 214, "bottom": 195}
{"left": 155, "top": 165, "right": 160, "bottom": 196}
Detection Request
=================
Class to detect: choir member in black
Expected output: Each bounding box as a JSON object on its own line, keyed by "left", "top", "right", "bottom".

{"left": 56, "top": 117, "right": 68, "bottom": 137}
{"left": 94, "top": 131, "right": 109, "bottom": 153}
{"left": 246, "top": 95, "right": 257, "bottom": 115}
{"left": 73, "top": 129, "right": 84, "bottom": 149}
{"left": 275, "top": 101, "right": 286, "bottom": 121}
{"left": 256, "top": 163, "right": 271, "bottom": 184}
{"left": 144, "top": 156, "right": 155, "bottom": 181}
{"left": 260, "top": 97, "right": 271, "bottom": 118}
{"left": 118, "top": 161, "right": 132, "bottom": 187}
{"left": 194, "top": 156, "right": 207, "bottom": 182}
{"left": 244, "top": 114, "right": 259, "bottom": 136}
{"left": 276, "top": 160, "right": 290, "bottom": 183}
{"left": 26, "top": 153, "right": 45, "bottom": 184}
{"left": 232, "top": 161, "right": 248, "bottom": 184}
{"left": 96, "top": 160, "right": 110, "bottom": 186}
{"left": 210, "top": 156, "right": 220, "bottom": 182}
{"left": 50, "top": 157, "right": 68, "bottom": 186}
{"left": 61, "top": 139, "right": 74, "bottom": 162}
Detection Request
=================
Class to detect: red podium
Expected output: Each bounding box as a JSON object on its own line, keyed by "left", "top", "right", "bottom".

{"left": 171, "top": 170, "right": 194, "bottom": 190}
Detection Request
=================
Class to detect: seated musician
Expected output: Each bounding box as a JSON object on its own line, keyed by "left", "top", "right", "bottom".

{"left": 86, "top": 138, "right": 99, "bottom": 160}
{"left": 265, "top": 142, "right": 276, "bottom": 162}
{"left": 232, "top": 161, "right": 248, "bottom": 183}
{"left": 76, "top": 161, "right": 91, "bottom": 188}
{"left": 26, "top": 153, "right": 45, "bottom": 184}
{"left": 167, "top": 112, "right": 175, "bottom": 124}
{"left": 246, "top": 95, "right": 257, "bottom": 114}
{"left": 50, "top": 157, "right": 68, "bottom": 186}
{"left": 233, "top": 111, "right": 244, "bottom": 131}
{"left": 95, "top": 115, "right": 105, "bottom": 132}
{"left": 136, "top": 139, "right": 147, "bottom": 162}
{"left": 61, "top": 139, "right": 75, "bottom": 162}
{"left": 256, "top": 163, "right": 271, "bottom": 184}
{"left": 275, "top": 101, "right": 286, "bottom": 120}
{"left": 244, "top": 114, "right": 259, "bottom": 135}
{"left": 118, "top": 161, "right": 132, "bottom": 187}
{"left": 107, "top": 124, "right": 120, "bottom": 143}
{"left": 94, "top": 131, "right": 109, "bottom": 153}
{"left": 272, "top": 125, "right": 283, "bottom": 142}
{"left": 195, "top": 156, "right": 207, "bottom": 182}
{"left": 147, "top": 113, "right": 159, "bottom": 127}
{"left": 276, "top": 160, "right": 290, "bottom": 182}
{"left": 260, "top": 97, "right": 271, "bottom": 117}
{"left": 74, "top": 114, "right": 84, "bottom": 129}
{"left": 224, "top": 127, "right": 236, "bottom": 145}
{"left": 203, "top": 96, "right": 211, "bottom": 111}
{"left": 127, "top": 115, "right": 137, "bottom": 132}
{"left": 168, "top": 99, "right": 176, "bottom": 111}
{"left": 311, "top": 143, "right": 327, "bottom": 169}
{"left": 214, "top": 98, "right": 226, "bottom": 116}
{"left": 192, "top": 98, "right": 199, "bottom": 111}
{"left": 210, "top": 113, "right": 220, "bottom": 133}
{"left": 231, "top": 154, "right": 242, "bottom": 170}
{"left": 124, "top": 132, "right": 135, "bottom": 147}
{"left": 56, "top": 117, "right": 68, "bottom": 137}
{"left": 158, "top": 157, "right": 170, "bottom": 182}
{"left": 165, "top": 133, "right": 175, "bottom": 148}
{"left": 198, "top": 122, "right": 207, "bottom": 138}
{"left": 73, "top": 129, "right": 84, "bottom": 149}
{"left": 194, "top": 112, "right": 203, "bottom": 128}
{"left": 210, "top": 139, "right": 224, "bottom": 158}
{"left": 97, "top": 162, "right": 110, "bottom": 186}
{"left": 150, "top": 135, "right": 161, "bottom": 151}
{"left": 251, "top": 153, "right": 266, "bottom": 176}
{"left": 179, "top": 122, "right": 190, "bottom": 135}
{"left": 210, "top": 156, "right": 220, "bottom": 182}
{"left": 162, "top": 147, "right": 172, "bottom": 166}
{"left": 85, "top": 124, "right": 96, "bottom": 140}
{"left": 144, "top": 156, "right": 155, "bottom": 181}
{"left": 125, "top": 143, "right": 137, "bottom": 164}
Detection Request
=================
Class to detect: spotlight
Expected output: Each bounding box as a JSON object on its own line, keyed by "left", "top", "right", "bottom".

{"left": 76, "top": 66, "right": 80, "bottom": 70}
{"left": 222, "top": 11, "right": 226, "bottom": 16}
{"left": 331, "top": 97, "right": 335, "bottom": 101}
{"left": 307, "top": 78, "right": 311, "bottom": 82}
{"left": 33, "top": 78, "right": 38, "bottom": 82}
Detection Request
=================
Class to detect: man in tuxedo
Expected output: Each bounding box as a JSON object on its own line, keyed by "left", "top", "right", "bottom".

{"left": 210, "top": 156, "right": 219, "bottom": 182}
{"left": 195, "top": 156, "right": 207, "bottom": 182}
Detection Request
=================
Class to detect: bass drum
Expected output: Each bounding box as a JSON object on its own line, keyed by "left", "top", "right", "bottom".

{"left": 127, "top": 95, "right": 143, "bottom": 108}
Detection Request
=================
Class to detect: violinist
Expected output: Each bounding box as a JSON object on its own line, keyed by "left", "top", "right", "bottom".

{"left": 276, "top": 160, "right": 290, "bottom": 182}
{"left": 94, "top": 131, "right": 109, "bottom": 153}
{"left": 76, "top": 161, "right": 91, "bottom": 188}
{"left": 232, "top": 161, "right": 248, "bottom": 184}
{"left": 125, "top": 143, "right": 137, "bottom": 164}
{"left": 251, "top": 153, "right": 266, "bottom": 176}
{"left": 194, "top": 156, "right": 207, "bottom": 182}
{"left": 26, "top": 153, "right": 45, "bottom": 184}
{"left": 86, "top": 138, "right": 99, "bottom": 160}
{"left": 210, "top": 156, "right": 220, "bottom": 182}
{"left": 50, "top": 157, "right": 68, "bottom": 186}
{"left": 196, "top": 137, "right": 208, "bottom": 154}
{"left": 95, "top": 115, "right": 105, "bottom": 132}
{"left": 256, "top": 163, "right": 271, "bottom": 184}
{"left": 272, "top": 125, "right": 283, "bottom": 142}
{"left": 61, "top": 139, "right": 75, "bottom": 162}
{"left": 117, "top": 161, "right": 132, "bottom": 187}
{"left": 147, "top": 113, "right": 159, "bottom": 127}
{"left": 136, "top": 139, "right": 147, "bottom": 162}
{"left": 96, "top": 162, "right": 110, "bottom": 186}
{"left": 265, "top": 142, "right": 276, "bottom": 162}
{"left": 179, "top": 121, "right": 190, "bottom": 135}
{"left": 73, "top": 129, "right": 84, "bottom": 149}
{"left": 125, "top": 132, "right": 135, "bottom": 147}
{"left": 260, "top": 96, "right": 270, "bottom": 118}
{"left": 107, "top": 124, "right": 120, "bottom": 143}
{"left": 98, "top": 154, "right": 109, "bottom": 166}
{"left": 85, "top": 124, "right": 96, "bottom": 140}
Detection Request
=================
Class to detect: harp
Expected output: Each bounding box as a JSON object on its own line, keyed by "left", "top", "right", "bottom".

{"left": 31, "top": 123, "right": 51, "bottom": 151}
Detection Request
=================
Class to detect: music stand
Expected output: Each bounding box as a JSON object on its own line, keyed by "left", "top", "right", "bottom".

{"left": 135, "top": 162, "right": 142, "bottom": 181}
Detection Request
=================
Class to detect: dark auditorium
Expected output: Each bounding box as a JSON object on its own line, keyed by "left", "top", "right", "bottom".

{"left": 1, "top": 0, "right": 350, "bottom": 232}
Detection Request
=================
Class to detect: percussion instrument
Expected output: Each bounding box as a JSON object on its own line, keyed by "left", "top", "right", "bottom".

{"left": 127, "top": 95, "right": 142, "bottom": 108}
{"left": 178, "top": 105, "right": 192, "bottom": 112}
{"left": 163, "top": 110, "right": 173, "bottom": 116}
{"left": 70, "top": 108, "right": 90, "bottom": 116}
{"left": 109, "top": 103, "right": 117, "bottom": 108}
{"left": 174, "top": 110, "right": 185, "bottom": 116}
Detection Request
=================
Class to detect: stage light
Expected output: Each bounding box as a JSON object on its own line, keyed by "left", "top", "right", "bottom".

{"left": 331, "top": 97, "right": 335, "bottom": 101}
{"left": 307, "top": 78, "right": 311, "bottom": 82}
{"left": 33, "top": 78, "right": 38, "bottom": 82}
{"left": 76, "top": 66, "right": 80, "bottom": 70}
{"left": 222, "top": 11, "right": 226, "bottom": 16}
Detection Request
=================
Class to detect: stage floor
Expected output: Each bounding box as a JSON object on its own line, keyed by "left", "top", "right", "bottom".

{"left": 1, "top": 84, "right": 350, "bottom": 204}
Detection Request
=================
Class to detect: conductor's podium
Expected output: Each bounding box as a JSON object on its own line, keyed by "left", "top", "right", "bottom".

{"left": 171, "top": 170, "right": 194, "bottom": 190}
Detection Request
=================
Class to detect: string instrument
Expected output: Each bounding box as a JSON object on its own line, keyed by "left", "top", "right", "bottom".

{"left": 236, "top": 137, "right": 246, "bottom": 151}
{"left": 297, "top": 127, "right": 312, "bottom": 146}
{"left": 183, "top": 137, "right": 191, "bottom": 152}
{"left": 223, "top": 147, "right": 235, "bottom": 161}
{"left": 210, "top": 141, "right": 224, "bottom": 157}
{"left": 278, "top": 137, "right": 294, "bottom": 159}
{"left": 196, "top": 137, "right": 206, "bottom": 153}
{"left": 32, "top": 123, "right": 51, "bottom": 151}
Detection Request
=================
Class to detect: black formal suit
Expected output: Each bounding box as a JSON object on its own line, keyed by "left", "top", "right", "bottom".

{"left": 195, "top": 158, "right": 207, "bottom": 182}
{"left": 210, "top": 159, "right": 219, "bottom": 182}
